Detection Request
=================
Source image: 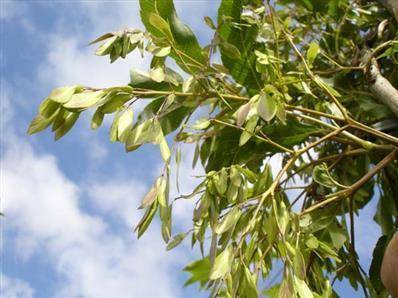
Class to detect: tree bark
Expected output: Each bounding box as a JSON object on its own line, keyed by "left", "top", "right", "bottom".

{"left": 381, "top": 232, "right": 398, "bottom": 298}
{"left": 369, "top": 58, "right": 398, "bottom": 119}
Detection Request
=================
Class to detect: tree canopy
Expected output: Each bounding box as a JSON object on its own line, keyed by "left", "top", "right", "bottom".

{"left": 28, "top": 0, "right": 398, "bottom": 297}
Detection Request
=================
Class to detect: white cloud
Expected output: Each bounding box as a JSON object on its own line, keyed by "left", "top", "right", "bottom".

{"left": 0, "top": 274, "right": 34, "bottom": 298}
{"left": 38, "top": 35, "right": 146, "bottom": 88}
{"left": 87, "top": 178, "right": 147, "bottom": 227}
{"left": 86, "top": 142, "right": 205, "bottom": 233}
{"left": 1, "top": 134, "right": 193, "bottom": 297}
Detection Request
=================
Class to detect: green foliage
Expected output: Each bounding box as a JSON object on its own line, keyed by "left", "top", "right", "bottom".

{"left": 28, "top": 0, "right": 398, "bottom": 297}
{"left": 217, "top": 0, "right": 261, "bottom": 94}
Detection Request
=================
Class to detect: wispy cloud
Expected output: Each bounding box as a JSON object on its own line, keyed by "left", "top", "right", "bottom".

{"left": 1, "top": 121, "right": 194, "bottom": 297}
{"left": 0, "top": 274, "right": 34, "bottom": 298}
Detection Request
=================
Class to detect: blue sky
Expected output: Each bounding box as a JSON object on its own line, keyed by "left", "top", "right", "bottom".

{"left": 0, "top": 1, "right": 382, "bottom": 297}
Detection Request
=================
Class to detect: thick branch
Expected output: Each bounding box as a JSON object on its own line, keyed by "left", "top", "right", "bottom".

{"left": 369, "top": 58, "right": 398, "bottom": 118}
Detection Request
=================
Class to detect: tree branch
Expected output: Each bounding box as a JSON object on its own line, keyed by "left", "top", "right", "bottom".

{"left": 300, "top": 149, "right": 397, "bottom": 215}
{"left": 369, "top": 58, "right": 398, "bottom": 118}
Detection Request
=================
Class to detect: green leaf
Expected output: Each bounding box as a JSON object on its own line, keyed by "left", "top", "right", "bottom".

{"left": 139, "top": 0, "right": 206, "bottom": 74}
{"left": 192, "top": 142, "right": 200, "bottom": 169}
{"left": 117, "top": 108, "right": 134, "bottom": 142}
{"left": 149, "top": 67, "right": 165, "bottom": 83}
{"left": 126, "top": 119, "right": 164, "bottom": 151}
{"left": 293, "top": 250, "right": 306, "bottom": 280}
{"left": 314, "top": 76, "right": 341, "bottom": 97}
{"left": 100, "top": 92, "right": 132, "bottom": 114}
{"left": 130, "top": 68, "right": 173, "bottom": 90}
{"left": 306, "top": 42, "right": 320, "bottom": 66}
{"left": 254, "top": 50, "right": 270, "bottom": 65}
{"left": 294, "top": 276, "right": 314, "bottom": 298}
{"left": 139, "top": 177, "right": 162, "bottom": 209}
{"left": 163, "top": 93, "right": 176, "bottom": 111}
{"left": 275, "top": 200, "right": 289, "bottom": 235}
{"left": 148, "top": 13, "right": 173, "bottom": 39}
{"left": 229, "top": 166, "right": 241, "bottom": 187}
{"left": 243, "top": 267, "right": 258, "bottom": 298}
{"left": 253, "top": 164, "right": 273, "bottom": 196}
{"left": 54, "top": 112, "right": 79, "bottom": 140}
{"left": 312, "top": 163, "right": 337, "bottom": 188}
{"left": 63, "top": 91, "right": 105, "bottom": 109}
{"left": 166, "top": 232, "right": 187, "bottom": 250}
{"left": 219, "top": 40, "right": 241, "bottom": 59}
{"left": 236, "top": 102, "right": 251, "bottom": 127}
{"left": 262, "top": 120, "right": 317, "bottom": 148}
{"left": 91, "top": 109, "right": 104, "bottom": 130}
{"left": 209, "top": 245, "right": 233, "bottom": 280}
{"left": 49, "top": 85, "right": 81, "bottom": 103}
{"left": 215, "top": 207, "right": 241, "bottom": 234}
{"left": 204, "top": 16, "right": 216, "bottom": 29}
{"left": 136, "top": 96, "right": 189, "bottom": 136}
{"left": 95, "top": 36, "right": 117, "bottom": 56}
{"left": 218, "top": 0, "right": 260, "bottom": 94}
{"left": 329, "top": 224, "right": 347, "bottom": 250}
{"left": 109, "top": 113, "right": 119, "bottom": 142}
{"left": 184, "top": 257, "right": 211, "bottom": 287}
{"left": 121, "top": 34, "right": 131, "bottom": 58}
{"left": 110, "top": 39, "right": 122, "bottom": 62}
{"left": 135, "top": 200, "right": 158, "bottom": 238}
{"left": 89, "top": 32, "right": 114, "bottom": 45}
{"left": 39, "top": 99, "right": 60, "bottom": 118}
{"left": 300, "top": 0, "right": 314, "bottom": 10}
{"left": 159, "top": 138, "right": 171, "bottom": 161}
{"left": 214, "top": 168, "right": 228, "bottom": 195}
{"left": 275, "top": 101, "right": 287, "bottom": 124}
{"left": 27, "top": 114, "right": 53, "bottom": 135}
{"left": 191, "top": 118, "right": 210, "bottom": 130}
{"left": 152, "top": 46, "right": 171, "bottom": 57}
{"left": 51, "top": 109, "right": 67, "bottom": 132}
{"left": 257, "top": 93, "right": 277, "bottom": 122}
{"left": 239, "top": 115, "right": 258, "bottom": 146}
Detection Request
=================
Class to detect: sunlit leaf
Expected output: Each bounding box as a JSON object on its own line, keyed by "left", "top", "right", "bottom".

{"left": 89, "top": 32, "right": 114, "bottom": 45}
{"left": 91, "top": 109, "right": 104, "bottom": 130}
{"left": 149, "top": 67, "right": 165, "bottom": 83}
{"left": 167, "top": 232, "right": 187, "bottom": 250}
{"left": 294, "top": 276, "right": 314, "bottom": 298}
{"left": 139, "top": 176, "right": 163, "bottom": 209}
{"left": 257, "top": 93, "right": 277, "bottom": 122}
{"left": 54, "top": 112, "right": 79, "bottom": 141}
{"left": 63, "top": 91, "right": 105, "bottom": 109}
{"left": 239, "top": 115, "right": 258, "bottom": 146}
{"left": 49, "top": 85, "right": 81, "bottom": 103}
{"left": 215, "top": 207, "right": 241, "bottom": 234}
{"left": 28, "top": 114, "right": 53, "bottom": 135}
{"left": 312, "top": 163, "right": 338, "bottom": 188}
{"left": 306, "top": 42, "right": 320, "bottom": 66}
{"left": 209, "top": 245, "right": 233, "bottom": 280}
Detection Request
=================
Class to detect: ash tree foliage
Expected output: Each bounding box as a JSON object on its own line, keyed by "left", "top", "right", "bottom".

{"left": 28, "top": 0, "right": 398, "bottom": 297}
